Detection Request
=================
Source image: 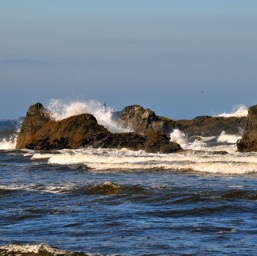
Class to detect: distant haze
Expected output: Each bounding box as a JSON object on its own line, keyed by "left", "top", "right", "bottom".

{"left": 1, "top": 1, "right": 257, "bottom": 119}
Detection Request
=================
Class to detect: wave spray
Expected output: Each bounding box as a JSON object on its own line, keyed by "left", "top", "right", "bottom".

{"left": 47, "top": 99, "right": 130, "bottom": 133}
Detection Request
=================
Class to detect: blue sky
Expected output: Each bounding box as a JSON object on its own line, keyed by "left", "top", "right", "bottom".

{"left": 1, "top": 1, "right": 257, "bottom": 119}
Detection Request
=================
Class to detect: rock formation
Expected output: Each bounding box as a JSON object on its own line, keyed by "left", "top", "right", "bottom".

{"left": 237, "top": 105, "right": 257, "bottom": 152}
{"left": 176, "top": 115, "right": 247, "bottom": 137}
{"left": 115, "top": 105, "right": 247, "bottom": 139}
{"left": 16, "top": 103, "right": 181, "bottom": 153}
{"left": 116, "top": 105, "right": 177, "bottom": 137}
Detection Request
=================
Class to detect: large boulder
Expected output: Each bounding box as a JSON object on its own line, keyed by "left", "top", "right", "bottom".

{"left": 237, "top": 105, "right": 257, "bottom": 152}
{"left": 116, "top": 105, "right": 176, "bottom": 137}
{"left": 16, "top": 103, "right": 181, "bottom": 153}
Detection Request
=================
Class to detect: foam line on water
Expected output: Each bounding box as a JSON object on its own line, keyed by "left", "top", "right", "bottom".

{"left": 30, "top": 147, "right": 257, "bottom": 174}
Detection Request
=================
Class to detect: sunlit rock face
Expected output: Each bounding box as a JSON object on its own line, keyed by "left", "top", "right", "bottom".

{"left": 16, "top": 103, "right": 181, "bottom": 153}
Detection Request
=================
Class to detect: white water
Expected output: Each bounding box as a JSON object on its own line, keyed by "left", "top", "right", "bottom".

{"left": 0, "top": 243, "right": 94, "bottom": 256}
{"left": 216, "top": 104, "right": 248, "bottom": 118}
{"left": 0, "top": 137, "right": 16, "bottom": 150}
{"left": 28, "top": 146, "right": 257, "bottom": 175}
{"left": 47, "top": 99, "right": 130, "bottom": 133}
{"left": 217, "top": 131, "right": 241, "bottom": 144}
{"left": 169, "top": 129, "right": 208, "bottom": 150}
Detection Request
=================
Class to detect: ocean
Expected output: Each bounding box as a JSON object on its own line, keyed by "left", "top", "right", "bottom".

{"left": 1, "top": 100, "right": 257, "bottom": 256}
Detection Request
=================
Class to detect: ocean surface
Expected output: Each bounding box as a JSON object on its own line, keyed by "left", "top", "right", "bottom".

{"left": 1, "top": 101, "right": 257, "bottom": 256}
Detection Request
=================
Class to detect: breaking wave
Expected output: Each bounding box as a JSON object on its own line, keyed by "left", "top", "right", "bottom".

{"left": 169, "top": 129, "right": 208, "bottom": 150}
{"left": 217, "top": 131, "right": 241, "bottom": 144}
{"left": 29, "top": 147, "right": 257, "bottom": 175}
{"left": 216, "top": 104, "right": 248, "bottom": 118}
{"left": 47, "top": 99, "right": 130, "bottom": 133}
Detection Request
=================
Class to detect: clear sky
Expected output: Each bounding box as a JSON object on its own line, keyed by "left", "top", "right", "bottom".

{"left": 1, "top": 0, "right": 257, "bottom": 119}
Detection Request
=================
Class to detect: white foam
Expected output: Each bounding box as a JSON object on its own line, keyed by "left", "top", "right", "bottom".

{"left": 47, "top": 99, "right": 130, "bottom": 133}
{"left": 0, "top": 136, "right": 17, "bottom": 150}
{"left": 0, "top": 244, "right": 74, "bottom": 255}
{"left": 217, "top": 104, "right": 248, "bottom": 118}
{"left": 217, "top": 131, "right": 241, "bottom": 144}
{"left": 169, "top": 129, "right": 207, "bottom": 150}
{"left": 29, "top": 146, "right": 257, "bottom": 175}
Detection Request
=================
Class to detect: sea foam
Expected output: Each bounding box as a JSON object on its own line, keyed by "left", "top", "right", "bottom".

{"left": 217, "top": 131, "right": 241, "bottom": 144}
{"left": 169, "top": 129, "right": 207, "bottom": 150}
{"left": 0, "top": 137, "right": 16, "bottom": 150}
{"left": 29, "top": 147, "right": 257, "bottom": 174}
{"left": 47, "top": 99, "right": 130, "bottom": 133}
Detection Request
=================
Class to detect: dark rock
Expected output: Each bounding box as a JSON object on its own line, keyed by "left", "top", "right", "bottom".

{"left": 237, "top": 105, "right": 257, "bottom": 152}
{"left": 116, "top": 105, "right": 176, "bottom": 137}
{"left": 115, "top": 105, "right": 246, "bottom": 140}
{"left": 176, "top": 115, "right": 247, "bottom": 137}
{"left": 16, "top": 103, "right": 181, "bottom": 153}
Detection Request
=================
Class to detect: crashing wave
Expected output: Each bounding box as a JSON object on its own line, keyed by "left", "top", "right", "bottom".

{"left": 216, "top": 104, "right": 248, "bottom": 118}
{"left": 0, "top": 136, "right": 17, "bottom": 150}
{"left": 217, "top": 131, "right": 241, "bottom": 144}
{"left": 47, "top": 99, "right": 130, "bottom": 133}
{"left": 169, "top": 129, "right": 207, "bottom": 150}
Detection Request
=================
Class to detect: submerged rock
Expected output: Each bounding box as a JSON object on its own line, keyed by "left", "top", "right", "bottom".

{"left": 237, "top": 105, "right": 257, "bottom": 152}
{"left": 16, "top": 103, "right": 181, "bottom": 153}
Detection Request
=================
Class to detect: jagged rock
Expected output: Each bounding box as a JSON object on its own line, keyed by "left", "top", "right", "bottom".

{"left": 116, "top": 105, "right": 176, "bottom": 137}
{"left": 237, "top": 105, "right": 257, "bottom": 152}
{"left": 176, "top": 115, "right": 247, "bottom": 137}
{"left": 115, "top": 105, "right": 246, "bottom": 139}
{"left": 16, "top": 103, "right": 181, "bottom": 153}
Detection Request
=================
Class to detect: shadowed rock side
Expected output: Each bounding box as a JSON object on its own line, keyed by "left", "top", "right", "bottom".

{"left": 16, "top": 103, "right": 181, "bottom": 153}
{"left": 116, "top": 105, "right": 247, "bottom": 138}
{"left": 176, "top": 115, "right": 247, "bottom": 137}
{"left": 237, "top": 105, "right": 257, "bottom": 152}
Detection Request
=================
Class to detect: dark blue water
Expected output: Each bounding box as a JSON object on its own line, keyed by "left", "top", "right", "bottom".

{"left": 1, "top": 149, "right": 257, "bottom": 256}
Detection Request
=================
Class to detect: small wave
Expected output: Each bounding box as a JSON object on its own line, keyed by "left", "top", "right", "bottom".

{"left": 216, "top": 104, "right": 248, "bottom": 118}
{"left": 47, "top": 99, "right": 130, "bottom": 133}
{"left": 0, "top": 243, "right": 102, "bottom": 256}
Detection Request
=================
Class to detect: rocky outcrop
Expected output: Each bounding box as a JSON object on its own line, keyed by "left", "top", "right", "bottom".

{"left": 237, "top": 105, "right": 257, "bottom": 152}
{"left": 177, "top": 116, "right": 247, "bottom": 137}
{"left": 16, "top": 103, "right": 181, "bottom": 153}
{"left": 116, "top": 105, "right": 176, "bottom": 137}
{"left": 115, "top": 105, "right": 247, "bottom": 139}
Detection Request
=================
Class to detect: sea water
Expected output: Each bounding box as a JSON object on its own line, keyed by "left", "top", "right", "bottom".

{"left": 1, "top": 100, "right": 257, "bottom": 256}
